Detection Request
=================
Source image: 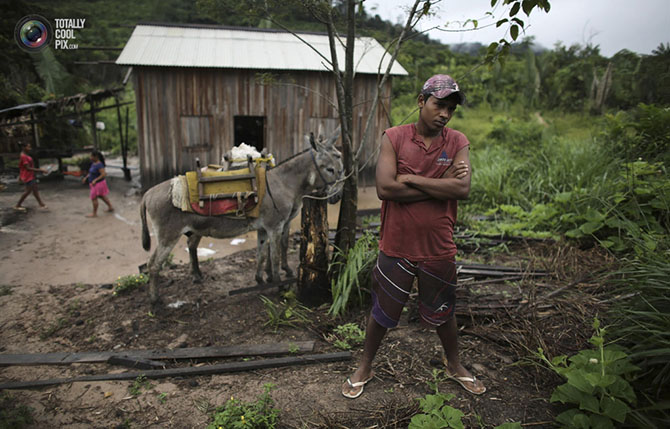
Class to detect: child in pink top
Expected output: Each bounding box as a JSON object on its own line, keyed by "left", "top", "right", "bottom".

{"left": 82, "top": 150, "right": 114, "bottom": 217}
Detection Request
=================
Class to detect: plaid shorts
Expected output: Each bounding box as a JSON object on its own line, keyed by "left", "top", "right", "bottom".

{"left": 371, "top": 251, "right": 457, "bottom": 328}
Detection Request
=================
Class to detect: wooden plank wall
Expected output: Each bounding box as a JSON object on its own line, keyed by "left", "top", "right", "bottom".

{"left": 134, "top": 67, "right": 392, "bottom": 189}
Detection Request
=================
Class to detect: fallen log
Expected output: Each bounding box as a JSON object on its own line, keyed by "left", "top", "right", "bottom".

{"left": 0, "top": 341, "right": 314, "bottom": 367}
{"left": 0, "top": 351, "right": 351, "bottom": 390}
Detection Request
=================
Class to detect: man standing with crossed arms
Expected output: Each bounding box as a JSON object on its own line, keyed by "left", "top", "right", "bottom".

{"left": 342, "top": 74, "right": 485, "bottom": 398}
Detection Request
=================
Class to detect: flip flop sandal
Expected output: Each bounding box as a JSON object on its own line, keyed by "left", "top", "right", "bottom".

{"left": 342, "top": 375, "right": 374, "bottom": 399}
{"left": 446, "top": 373, "right": 486, "bottom": 395}
{"left": 13, "top": 206, "right": 27, "bottom": 212}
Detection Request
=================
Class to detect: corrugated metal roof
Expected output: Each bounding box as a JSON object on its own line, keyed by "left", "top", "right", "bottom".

{"left": 116, "top": 24, "right": 408, "bottom": 75}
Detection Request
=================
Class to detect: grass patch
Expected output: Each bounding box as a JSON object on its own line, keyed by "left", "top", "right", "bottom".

{"left": 128, "top": 375, "right": 153, "bottom": 397}
{"left": 113, "top": 274, "right": 149, "bottom": 296}
{"left": 0, "top": 392, "right": 33, "bottom": 428}
{"left": 39, "top": 318, "right": 67, "bottom": 340}
{"left": 208, "top": 383, "right": 279, "bottom": 429}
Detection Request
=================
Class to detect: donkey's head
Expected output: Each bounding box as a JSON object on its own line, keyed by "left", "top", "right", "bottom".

{"left": 306, "top": 127, "right": 344, "bottom": 203}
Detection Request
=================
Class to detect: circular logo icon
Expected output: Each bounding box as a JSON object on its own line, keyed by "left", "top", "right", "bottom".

{"left": 14, "top": 15, "right": 53, "bottom": 52}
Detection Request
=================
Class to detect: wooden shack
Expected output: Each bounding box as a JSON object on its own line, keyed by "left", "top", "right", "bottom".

{"left": 116, "top": 23, "right": 407, "bottom": 189}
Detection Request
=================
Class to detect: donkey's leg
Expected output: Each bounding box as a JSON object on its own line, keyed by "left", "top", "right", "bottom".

{"left": 148, "top": 233, "right": 181, "bottom": 306}
{"left": 186, "top": 233, "right": 203, "bottom": 282}
{"left": 256, "top": 229, "right": 269, "bottom": 284}
{"left": 280, "top": 221, "right": 294, "bottom": 278}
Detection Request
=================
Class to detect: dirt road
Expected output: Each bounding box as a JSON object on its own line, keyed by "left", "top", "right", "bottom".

{"left": 0, "top": 172, "right": 381, "bottom": 287}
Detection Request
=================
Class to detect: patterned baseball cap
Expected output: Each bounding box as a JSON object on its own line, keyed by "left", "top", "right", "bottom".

{"left": 421, "top": 74, "right": 465, "bottom": 104}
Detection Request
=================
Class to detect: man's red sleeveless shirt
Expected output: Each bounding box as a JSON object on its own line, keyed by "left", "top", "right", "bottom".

{"left": 378, "top": 123, "right": 470, "bottom": 261}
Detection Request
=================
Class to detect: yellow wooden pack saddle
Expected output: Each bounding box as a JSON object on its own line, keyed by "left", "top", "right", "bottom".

{"left": 174, "top": 155, "right": 275, "bottom": 218}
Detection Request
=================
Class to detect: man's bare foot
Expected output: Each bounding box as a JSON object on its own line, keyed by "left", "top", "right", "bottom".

{"left": 444, "top": 358, "right": 486, "bottom": 395}
{"left": 106, "top": 207, "right": 114, "bottom": 212}
{"left": 341, "top": 368, "right": 375, "bottom": 399}
{"left": 86, "top": 213, "right": 97, "bottom": 218}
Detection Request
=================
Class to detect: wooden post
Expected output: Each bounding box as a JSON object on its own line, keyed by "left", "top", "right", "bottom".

{"left": 30, "top": 112, "right": 40, "bottom": 148}
{"left": 115, "top": 97, "right": 131, "bottom": 180}
{"left": 123, "top": 107, "right": 131, "bottom": 180}
{"left": 89, "top": 99, "right": 97, "bottom": 150}
{"left": 298, "top": 198, "right": 330, "bottom": 306}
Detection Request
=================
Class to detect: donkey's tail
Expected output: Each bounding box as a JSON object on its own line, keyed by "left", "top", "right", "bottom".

{"left": 141, "top": 197, "right": 151, "bottom": 251}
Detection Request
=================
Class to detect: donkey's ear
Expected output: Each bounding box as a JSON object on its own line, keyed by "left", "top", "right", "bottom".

{"left": 317, "top": 123, "right": 325, "bottom": 144}
{"left": 327, "top": 126, "right": 341, "bottom": 147}
{"left": 304, "top": 132, "right": 317, "bottom": 150}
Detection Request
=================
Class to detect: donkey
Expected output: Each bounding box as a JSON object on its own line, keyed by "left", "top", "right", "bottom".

{"left": 140, "top": 130, "right": 343, "bottom": 305}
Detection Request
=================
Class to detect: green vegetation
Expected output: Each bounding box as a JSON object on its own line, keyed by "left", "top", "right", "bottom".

{"left": 113, "top": 274, "right": 149, "bottom": 296}
{"left": 207, "top": 384, "right": 279, "bottom": 429}
{"left": 128, "top": 375, "right": 153, "bottom": 397}
{"left": 328, "top": 231, "right": 378, "bottom": 317}
{"left": 0, "top": 393, "right": 33, "bottom": 429}
{"left": 410, "top": 369, "right": 522, "bottom": 429}
{"left": 259, "top": 291, "right": 311, "bottom": 331}
{"left": 537, "top": 318, "right": 639, "bottom": 428}
{"left": 39, "top": 317, "right": 67, "bottom": 340}
{"left": 608, "top": 252, "right": 670, "bottom": 427}
{"left": 327, "top": 322, "right": 365, "bottom": 350}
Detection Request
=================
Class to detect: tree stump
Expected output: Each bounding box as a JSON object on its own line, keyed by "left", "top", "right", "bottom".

{"left": 298, "top": 198, "right": 330, "bottom": 306}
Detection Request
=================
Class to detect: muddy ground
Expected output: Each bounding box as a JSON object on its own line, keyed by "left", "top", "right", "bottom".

{"left": 0, "top": 174, "right": 614, "bottom": 428}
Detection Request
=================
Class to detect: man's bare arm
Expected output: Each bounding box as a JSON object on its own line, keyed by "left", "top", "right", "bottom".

{"left": 396, "top": 146, "right": 471, "bottom": 201}
{"left": 375, "top": 134, "right": 432, "bottom": 202}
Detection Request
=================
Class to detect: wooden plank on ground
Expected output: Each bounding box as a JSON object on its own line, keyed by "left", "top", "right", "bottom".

{"left": 458, "top": 268, "right": 548, "bottom": 277}
{"left": 0, "top": 341, "right": 314, "bottom": 367}
{"left": 106, "top": 355, "right": 166, "bottom": 370}
{"left": 0, "top": 351, "right": 351, "bottom": 390}
{"left": 229, "top": 278, "right": 296, "bottom": 296}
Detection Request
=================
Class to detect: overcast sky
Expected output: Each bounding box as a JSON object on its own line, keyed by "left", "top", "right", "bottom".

{"left": 368, "top": 0, "right": 669, "bottom": 57}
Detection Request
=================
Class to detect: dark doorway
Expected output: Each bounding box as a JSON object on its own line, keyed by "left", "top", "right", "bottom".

{"left": 234, "top": 116, "right": 265, "bottom": 151}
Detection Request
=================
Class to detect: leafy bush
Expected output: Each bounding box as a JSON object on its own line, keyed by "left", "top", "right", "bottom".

{"left": 260, "top": 291, "right": 311, "bottom": 331}
{"left": 329, "top": 232, "right": 378, "bottom": 317}
{"left": 327, "top": 323, "right": 365, "bottom": 350}
{"left": 486, "top": 116, "right": 544, "bottom": 148}
{"left": 208, "top": 384, "right": 279, "bottom": 429}
{"left": 409, "top": 392, "right": 466, "bottom": 429}
{"left": 556, "top": 160, "right": 669, "bottom": 254}
{"left": 467, "top": 158, "right": 670, "bottom": 255}
{"left": 600, "top": 104, "right": 670, "bottom": 162}
{"left": 409, "top": 369, "right": 521, "bottom": 429}
{"left": 537, "top": 318, "right": 638, "bottom": 428}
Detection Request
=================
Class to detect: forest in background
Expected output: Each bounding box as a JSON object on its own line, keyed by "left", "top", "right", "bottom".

{"left": 2, "top": 0, "right": 670, "bottom": 116}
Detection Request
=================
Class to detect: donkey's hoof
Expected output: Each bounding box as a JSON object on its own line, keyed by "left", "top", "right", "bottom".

{"left": 150, "top": 298, "right": 164, "bottom": 312}
{"left": 283, "top": 267, "right": 295, "bottom": 278}
{"left": 192, "top": 274, "right": 204, "bottom": 284}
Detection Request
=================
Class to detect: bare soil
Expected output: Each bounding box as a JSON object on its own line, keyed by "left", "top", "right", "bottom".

{"left": 0, "top": 174, "right": 612, "bottom": 428}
